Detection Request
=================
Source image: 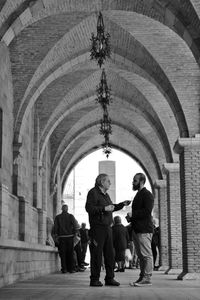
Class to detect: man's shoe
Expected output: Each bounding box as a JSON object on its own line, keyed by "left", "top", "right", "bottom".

{"left": 134, "top": 278, "right": 152, "bottom": 287}
{"left": 83, "top": 262, "right": 89, "bottom": 266}
{"left": 105, "top": 279, "right": 120, "bottom": 286}
{"left": 129, "top": 276, "right": 143, "bottom": 286}
{"left": 90, "top": 280, "right": 103, "bottom": 287}
{"left": 78, "top": 267, "right": 85, "bottom": 272}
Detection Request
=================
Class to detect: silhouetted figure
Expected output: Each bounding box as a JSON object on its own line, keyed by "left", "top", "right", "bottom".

{"left": 112, "top": 216, "right": 129, "bottom": 272}
{"left": 79, "top": 222, "right": 89, "bottom": 266}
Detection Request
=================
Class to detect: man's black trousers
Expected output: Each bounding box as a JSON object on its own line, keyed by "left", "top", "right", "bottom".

{"left": 59, "top": 236, "right": 74, "bottom": 272}
{"left": 89, "top": 225, "right": 115, "bottom": 282}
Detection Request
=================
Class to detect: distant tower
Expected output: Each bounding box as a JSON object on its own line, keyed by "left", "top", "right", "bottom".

{"left": 99, "top": 161, "right": 116, "bottom": 203}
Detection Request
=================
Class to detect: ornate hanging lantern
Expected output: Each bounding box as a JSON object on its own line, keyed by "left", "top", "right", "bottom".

{"left": 90, "top": 12, "right": 111, "bottom": 68}
{"left": 99, "top": 109, "right": 112, "bottom": 136}
{"left": 99, "top": 107, "right": 112, "bottom": 158}
{"left": 102, "top": 136, "right": 112, "bottom": 159}
{"left": 96, "top": 69, "right": 111, "bottom": 109}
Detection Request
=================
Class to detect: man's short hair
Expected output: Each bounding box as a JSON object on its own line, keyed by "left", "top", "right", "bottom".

{"left": 135, "top": 173, "right": 146, "bottom": 184}
{"left": 62, "top": 204, "right": 68, "bottom": 211}
{"left": 114, "top": 216, "right": 121, "bottom": 224}
{"left": 95, "top": 173, "right": 108, "bottom": 187}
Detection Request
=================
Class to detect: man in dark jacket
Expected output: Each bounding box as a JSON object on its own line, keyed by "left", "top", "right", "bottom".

{"left": 54, "top": 204, "right": 78, "bottom": 273}
{"left": 85, "top": 173, "right": 130, "bottom": 287}
{"left": 127, "top": 173, "right": 154, "bottom": 287}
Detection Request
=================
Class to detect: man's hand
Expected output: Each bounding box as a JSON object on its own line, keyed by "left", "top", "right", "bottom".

{"left": 125, "top": 212, "right": 132, "bottom": 222}
{"left": 123, "top": 200, "right": 131, "bottom": 206}
{"left": 104, "top": 205, "right": 114, "bottom": 212}
{"left": 125, "top": 214, "right": 131, "bottom": 222}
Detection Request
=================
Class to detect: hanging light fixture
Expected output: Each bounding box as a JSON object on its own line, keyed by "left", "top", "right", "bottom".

{"left": 102, "top": 137, "right": 112, "bottom": 159}
{"left": 99, "top": 109, "right": 112, "bottom": 137}
{"left": 91, "top": 13, "right": 112, "bottom": 158}
{"left": 99, "top": 101, "right": 112, "bottom": 159}
{"left": 90, "top": 12, "right": 111, "bottom": 68}
{"left": 96, "top": 69, "right": 111, "bottom": 109}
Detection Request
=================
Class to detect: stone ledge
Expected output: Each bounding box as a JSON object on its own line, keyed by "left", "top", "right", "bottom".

{"left": 0, "top": 238, "right": 58, "bottom": 252}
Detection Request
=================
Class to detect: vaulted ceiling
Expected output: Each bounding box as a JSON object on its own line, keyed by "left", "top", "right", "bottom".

{"left": 1, "top": 0, "right": 200, "bottom": 188}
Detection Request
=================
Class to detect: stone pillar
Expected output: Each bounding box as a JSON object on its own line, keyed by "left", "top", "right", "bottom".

{"left": 12, "top": 142, "right": 22, "bottom": 195}
{"left": 154, "top": 179, "right": 169, "bottom": 270}
{"left": 18, "top": 196, "right": 29, "bottom": 241}
{"left": 0, "top": 184, "right": 9, "bottom": 238}
{"left": 162, "top": 163, "right": 182, "bottom": 275}
{"left": 38, "top": 208, "right": 47, "bottom": 245}
{"left": 174, "top": 135, "right": 200, "bottom": 280}
{"left": 56, "top": 164, "right": 62, "bottom": 209}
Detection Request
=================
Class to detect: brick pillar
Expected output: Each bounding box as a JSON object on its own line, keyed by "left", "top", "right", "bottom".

{"left": 18, "top": 196, "right": 29, "bottom": 241}
{"left": 174, "top": 135, "right": 200, "bottom": 280}
{"left": 38, "top": 208, "right": 47, "bottom": 245}
{"left": 162, "top": 163, "right": 182, "bottom": 275}
{"left": 154, "top": 179, "right": 169, "bottom": 271}
{"left": 0, "top": 184, "right": 9, "bottom": 238}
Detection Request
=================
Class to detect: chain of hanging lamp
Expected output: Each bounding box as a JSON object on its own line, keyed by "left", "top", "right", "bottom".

{"left": 90, "top": 12, "right": 112, "bottom": 158}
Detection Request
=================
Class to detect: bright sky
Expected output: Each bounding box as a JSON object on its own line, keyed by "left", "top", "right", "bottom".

{"left": 63, "top": 148, "right": 151, "bottom": 226}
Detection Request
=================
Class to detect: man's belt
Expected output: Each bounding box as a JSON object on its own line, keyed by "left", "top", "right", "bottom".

{"left": 58, "top": 234, "right": 74, "bottom": 238}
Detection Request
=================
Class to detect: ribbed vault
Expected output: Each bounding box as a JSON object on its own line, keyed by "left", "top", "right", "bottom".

{"left": 1, "top": 0, "right": 200, "bottom": 190}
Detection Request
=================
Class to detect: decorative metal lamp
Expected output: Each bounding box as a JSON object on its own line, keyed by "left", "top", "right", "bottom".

{"left": 96, "top": 69, "right": 111, "bottom": 109}
{"left": 90, "top": 12, "right": 111, "bottom": 68}
{"left": 102, "top": 136, "right": 112, "bottom": 159}
{"left": 99, "top": 108, "right": 112, "bottom": 158}
{"left": 99, "top": 109, "right": 112, "bottom": 136}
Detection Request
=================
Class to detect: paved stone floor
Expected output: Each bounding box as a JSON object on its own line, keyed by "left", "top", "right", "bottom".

{"left": 0, "top": 268, "right": 200, "bottom": 300}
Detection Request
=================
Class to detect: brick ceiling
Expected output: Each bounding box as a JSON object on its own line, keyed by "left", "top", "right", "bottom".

{"left": 1, "top": 0, "right": 200, "bottom": 187}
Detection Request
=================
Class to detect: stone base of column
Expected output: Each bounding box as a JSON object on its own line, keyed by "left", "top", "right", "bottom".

{"left": 177, "top": 271, "right": 200, "bottom": 280}
{"left": 165, "top": 268, "right": 182, "bottom": 275}
{"left": 157, "top": 265, "right": 169, "bottom": 272}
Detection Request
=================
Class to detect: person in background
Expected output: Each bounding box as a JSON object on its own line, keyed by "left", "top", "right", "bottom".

{"left": 112, "top": 216, "right": 129, "bottom": 272}
{"left": 54, "top": 204, "right": 78, "bottom": 273}
{"left": 151, "top": 220, "right": 160, "bottom": 270}
{"left": 126, "top": 223, "right": 139, "bottom": 269}
{"left": 85, "top": 173, "right": 131, "bottom": 287}
{"left": 126, "top": 173, "right": 154, "bottom": 287}
{"left": 79, "top": 222, "right": 90, "bottom": 266}
{"left": 73, "top": 228, "right": 86, "bottom": 272}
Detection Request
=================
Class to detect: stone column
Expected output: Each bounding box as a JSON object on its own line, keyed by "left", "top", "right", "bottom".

{"left": 154, "top": 179, "right": 169, "bottom": 270}
{"left": 162, "top": 163, "right": 182, "bottom": 275}
{"left": 18, "top": 196, "right": 29, "bottom": 241}
{"left": 0, "top": 184, "right": 9, "bottom": 238}
{"left": 174, "top": 134, "right": 200, "bottom": 280}
{"left": 12, "top": 142, "right": 22, "bottom": 195}
{"left": 38, "top": 208, "right": 47, "bottom": 245}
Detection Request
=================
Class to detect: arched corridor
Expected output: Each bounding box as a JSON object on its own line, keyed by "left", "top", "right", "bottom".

{"left": 0, "top": 0, "right": 200, "bottom": 290}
